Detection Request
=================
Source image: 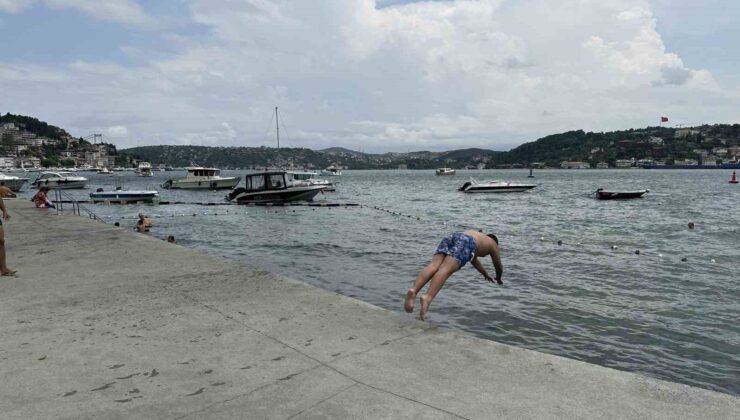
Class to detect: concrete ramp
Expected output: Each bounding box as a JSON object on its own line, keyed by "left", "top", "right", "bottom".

{"left": 1, "top": 201, "right": 738, "bottom": 419}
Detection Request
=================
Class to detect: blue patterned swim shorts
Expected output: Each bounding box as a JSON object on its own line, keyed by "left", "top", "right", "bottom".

{"left": 435, "top": 232, "right": 477, "bottom": 268}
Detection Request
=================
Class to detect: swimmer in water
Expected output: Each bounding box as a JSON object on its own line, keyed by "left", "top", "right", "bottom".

{"left": 405, "top": 230, "right": 503, "bottom": 321}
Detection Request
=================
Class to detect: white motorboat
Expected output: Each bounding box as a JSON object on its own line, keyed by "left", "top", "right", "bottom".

{"left": 31, "top": 172, "right": 88, "bottom": 189}
{"left": 136, "top": 162, "right": 153, "bottom": 177}
{"left": 0, "top": 173, "right": 29, "bottom": 192}
{"left": 226, "top": 171, "right": 326, "bottom": 204}
{"left": 291, "top": 171, "right": 335, "bottom": 191}
{"left": 99, "top": 167, "right": 112, "bottom": 175}
{"left": 459, "top": 178, "right": 537, "bottom": 193}
{"left": 161, "top": 166, "right": 240, "bottom": 190}
{"left": 320, "top": 166, "right": 342, "bottom": 176}
{"left": 436, "top": 167, "right": 456, "bottom": 176}
{"left": 90, "top": 188, "right": 159, "bottom": 204}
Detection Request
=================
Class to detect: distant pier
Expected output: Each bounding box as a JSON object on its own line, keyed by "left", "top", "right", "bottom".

{"left": 2, "top": 201, "right": 739, "bottom": 419}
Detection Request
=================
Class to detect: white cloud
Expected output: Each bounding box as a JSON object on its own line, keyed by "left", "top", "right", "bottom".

{"left": 0, "top": 0, "right": 736, "bottom": 151}
{"left": 0, "top": 0, "right": 153, "bottom": 27}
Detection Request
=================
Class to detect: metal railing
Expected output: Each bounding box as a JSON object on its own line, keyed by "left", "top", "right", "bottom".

{"left": 52, "top": 189, "right": 106, "bottom": 223}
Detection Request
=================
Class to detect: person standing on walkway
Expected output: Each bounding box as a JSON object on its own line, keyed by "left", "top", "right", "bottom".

{"left": 0, "top": 194, "right": 16, "bottom": 276}
{"left": 405, "top": 230, "right": 503, "bottom": 321}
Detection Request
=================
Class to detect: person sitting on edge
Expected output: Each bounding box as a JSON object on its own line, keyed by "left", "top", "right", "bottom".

{"left": 0, "top": 181, "right": 16, "bottom": 198}
{"left": 405, "top": 230, "right": 503, "bottom": 321}
{"left": 166, "top": 235, "right": 176, "bottom": 244}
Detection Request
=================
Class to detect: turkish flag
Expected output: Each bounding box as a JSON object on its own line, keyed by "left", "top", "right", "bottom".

{"left": 661, "top": 116, "right": 669, "bottom": 122}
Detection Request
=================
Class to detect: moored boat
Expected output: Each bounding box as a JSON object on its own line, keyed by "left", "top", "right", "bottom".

{"left": 320, "top": 166, "right": 342, "bottom": 176}
{"left": 136, "top": 162, "right": 153, "bottom": 177}
{"left": 161, "top": 167, "right": 240, "bottom": 190}
{"left": 226, "top": 171, "right": 325, "bottom": 204}
{"left": 31, "top": 172, "right": 88, "bottom": 189}
{"left": 90, "top": 189, "right": 160, "bottom": 204}
{"left": 459, "top": 178, "right": 537, "bottom": 193}
{"left": 0, "top": 173, "right": 29, "bottom": 192}
{"left": 595, "top": 188, "right": 649, "bottom": 200}
{"left": 436, "top": 167, "right": 456, "bottom": 176}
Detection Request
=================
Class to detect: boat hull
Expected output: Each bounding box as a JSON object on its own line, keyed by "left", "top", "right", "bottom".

{"left": 163, "top": 177, "right": 240, "bottom": 190}
{"left": 231, "top": 186, "right": 324, "bottom": 204}
{"left": 464, "top": 186, "right": 536, "bottom": 193}
{"left": 596, "top": 190, "right": 648, "bottom": 200}
{"left": 0, "top": 178, "right": 28, "bottom": 192}
{"left": 90, "top": 191, "right": 160, "bottom": 204}
{"left": 31, "top": 180, "right": 87, "bottom": 189}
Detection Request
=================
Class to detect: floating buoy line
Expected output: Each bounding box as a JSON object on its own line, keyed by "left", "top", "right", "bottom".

{"left": 360, "top": 203, "right": 725, "bottom": 267}
{"left": 94, "top": 199, "right": 722, "bottom": 267}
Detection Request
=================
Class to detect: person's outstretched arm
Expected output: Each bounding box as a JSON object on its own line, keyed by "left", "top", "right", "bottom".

{"left": 490, "top": 250, "right": 503, "bottom": 284}
{"left": 471, "top": 257, "right": 494, "bottom": 283}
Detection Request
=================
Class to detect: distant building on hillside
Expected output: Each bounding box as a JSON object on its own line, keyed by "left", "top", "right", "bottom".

{"left": 615, "top": 159, "right": 633, "bottom": 168}
{"left": 596, "top": 161, "right": 609, "bottom": 169}
{"left": 560, "top": 161, "right": 589, "bottom": 169}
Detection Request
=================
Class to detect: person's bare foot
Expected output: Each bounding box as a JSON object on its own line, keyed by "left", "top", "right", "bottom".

{"left": 404, "top": 289, "right": 416, "bottom": 313}
{"left": 419, "top": 295, "right": 430, "bottom": 321}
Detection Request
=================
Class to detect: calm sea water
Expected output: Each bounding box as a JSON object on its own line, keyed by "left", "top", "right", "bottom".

{"left": 20, "top": 169, "right": 740, "bottom": 396}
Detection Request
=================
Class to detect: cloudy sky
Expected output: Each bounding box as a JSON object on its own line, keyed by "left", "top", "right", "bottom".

{"left": 1, "top": 0, "right": 738, "bottom": 152}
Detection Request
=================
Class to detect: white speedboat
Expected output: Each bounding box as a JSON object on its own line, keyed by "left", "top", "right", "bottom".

{"left": 136, "top": 162, "right": 153, "bottom": 177}
{"left": 99, "top": 167, "right": 112, "bottom": 175}
{"left": 90, "top": 188, "right": 159, "bottom": 204}
{"left": 0, "top": 173, "right": 29, "bottom": 192}
{"left": 31, "top": 172, "right": 88, "bottom": 189}
{"left": 459, "top": 178, "right": 537, "bottom": 193}
{"left": 226, "top": 171, "right": 326, "bottom": 204}
{"left": 291, "top": 171, "right": 335, "bottom": 191}
{"left": 436, "top": 167, "right": 456, "bottom": 176}
{"left": 320, "top": 166, "right": 342, "bottom": 176}
{"left": 161, "top": 166, "right": 240, "bottom": 190}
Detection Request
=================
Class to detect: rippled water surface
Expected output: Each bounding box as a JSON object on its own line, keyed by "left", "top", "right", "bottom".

{"left": 23, "top": 169, "right": 740, "bottom": 395}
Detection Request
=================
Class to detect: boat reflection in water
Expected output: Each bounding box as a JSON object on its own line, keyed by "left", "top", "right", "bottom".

{"left": 226, "top": 171, "right": 326, "bottom": 204}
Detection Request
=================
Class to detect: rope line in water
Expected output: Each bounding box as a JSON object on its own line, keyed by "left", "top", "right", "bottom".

{"left": 360, "top": 203, "right": 724, "bottom": 267}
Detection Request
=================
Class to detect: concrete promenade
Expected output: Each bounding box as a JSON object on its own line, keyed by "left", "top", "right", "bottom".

{"left": 1, "top": 200, "right": 739, "bottom": 419}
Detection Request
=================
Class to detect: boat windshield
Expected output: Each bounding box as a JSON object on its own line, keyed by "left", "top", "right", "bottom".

{"left": 291, "top": 172, "right": 316, "bottom": 181}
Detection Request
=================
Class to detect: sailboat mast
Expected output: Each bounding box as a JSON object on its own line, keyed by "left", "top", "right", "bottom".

{"left": 275, "top": 106, "right": 280, "bottom": 150}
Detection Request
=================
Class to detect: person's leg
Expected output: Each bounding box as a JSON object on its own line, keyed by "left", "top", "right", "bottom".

{"left": 0, "top": 226, "right": 9, "bottom": 274}
{"left": 405, "top": 253, "right": 445, "bottom": 313}
{"left": 419, "top": 255, "right": 459, "bottom": 321}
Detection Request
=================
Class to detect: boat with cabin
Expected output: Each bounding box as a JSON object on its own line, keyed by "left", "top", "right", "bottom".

{"left": 31, "top": 172, "right": 88, "bottom": 189}
{"left": 595, "top": 188, "right": 649, "bottom": 200}
{"left": 459, "top": 178, "right": 537, "bottom": 193}
{"left": 226, "top": 171, "right": 326, "bottom": 204}
{"left": 436, "top": 168, "right": 456, "bottom": 176}
{"left": 291, "top": 170, "right": 335, "bottom": 191}
{"left": 0, "top": 173, "right": 29, "bottom": 192}
{"left": 136, "top": 162, "right": 153, "bottom": 177}
{"left": 320, "top": 166, "right": 342, "bottom": 176}
{"left": 161, "top": 166, "right": 240, "bottom": 190}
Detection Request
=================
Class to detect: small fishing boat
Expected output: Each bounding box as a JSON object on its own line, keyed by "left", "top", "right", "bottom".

{"left": 31, "top": 172, "right": 88, "bottom": 189}
{"left": 459, "top": 178, "right": 537, "bottom": 193}
{"left": 436, "top": 167, "right": 456, "bottom": 176}
{"left": 161, "top": 166, "right": 240, "bottom": 190}
{"left": 90, "top": 188, "right": 160, "bottom": 204}
{"left": 0, "top": 173, "right": 29, "bottom": 192}
{"left": 595, "top": 188, "right": 649, "bottom": 200}
{"left": 226, "top": 171, "right": 325, "bottom": 204}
